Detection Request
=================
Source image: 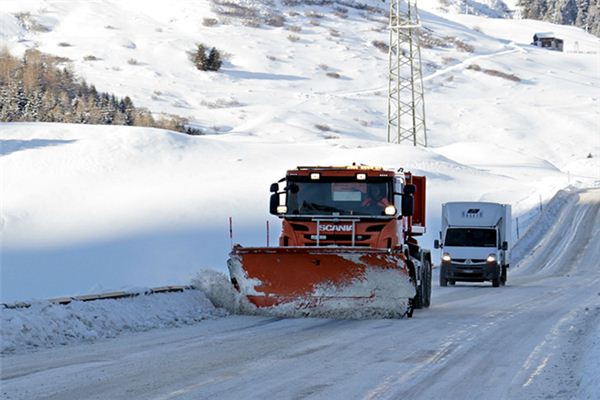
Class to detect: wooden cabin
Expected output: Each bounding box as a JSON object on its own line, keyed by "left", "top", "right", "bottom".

{"left": 532, "top": 32, "right": 564, "bottom": 52}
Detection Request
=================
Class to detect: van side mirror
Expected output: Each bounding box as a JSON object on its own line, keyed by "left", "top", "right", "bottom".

{"left": 502, "top": 241, "right": 508, "bottom": 251}
{"left": 401, "top": 195, "right": 414, "bottom": 217}
{"left": 434, "top": 239, "right": 440, "bottom": 249}
{"left": 270, "top": 183, "right": 278, "bottom": 193}
{"left": 269, "top": 193, "right": 279, "bottom": 215}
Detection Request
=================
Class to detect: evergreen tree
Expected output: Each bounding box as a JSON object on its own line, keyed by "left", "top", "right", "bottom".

{"left": 121, "top": 96, "right": 135, "bottom": 125}
{"left": 11, "top": 80, "right": 28, "bottom": 120}
{"left": 206, "top": 47, "right": 223, "bottom": 71}
{"left": 517, "top": 0, "right": 599, "bottom": 34}
{"left": 193, "top": 44, "right": 208, "bottom": 71}
{"left": 0, "top": 49, "right": 193, "bottom": 133}
{"left": 560, "top": 0, "right": 579, "bottom": 24}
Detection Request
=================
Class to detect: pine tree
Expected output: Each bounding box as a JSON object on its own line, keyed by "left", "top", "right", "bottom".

{"left": 121, "top": 96, "right": 135, "bottom": 125}
{"left": 23, "top": 89, "right": 43, "bottom": 121}
{"left": 193, "top": 44, "right": 208, "bottom": 71}
{"left": 559, "top": 0, "right": 579, "bottom": 24}
{"left": 9, "top": 80, "right": 28, "bottom": 121}
{"left": 0, "top": 85, "right": 10, "bottom": 121}
{"left": 206, "top": 47, "right": 223, "bottom": 71}
{"left": 0, "top": 48, "right": 193, "bottom": 133}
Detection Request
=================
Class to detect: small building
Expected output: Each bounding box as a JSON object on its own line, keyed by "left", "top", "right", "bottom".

{"left": 532, "top": 32, "right": 564, "bottom": 52}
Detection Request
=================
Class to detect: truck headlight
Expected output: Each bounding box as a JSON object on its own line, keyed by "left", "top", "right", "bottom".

{"left": 384, "top": 205, "right": 396, "bottom": 216}
{"left": 487, "top": 254, "right": 497, "bottom": 263}
{"left": 442, "top": 253, "right": 451, "bottom": 263}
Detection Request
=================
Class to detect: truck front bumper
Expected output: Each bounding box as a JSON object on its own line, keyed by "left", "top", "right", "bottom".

{"left": 443, "top": 262, "right": 497, "bottom": 282}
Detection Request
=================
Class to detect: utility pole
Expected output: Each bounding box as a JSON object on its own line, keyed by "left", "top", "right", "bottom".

{"left": 387, "top": 0, "right": 427, "bottom": 147}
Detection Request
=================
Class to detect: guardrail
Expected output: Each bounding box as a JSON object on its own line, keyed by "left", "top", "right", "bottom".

{"left": 2, "top": 285, "right": 193, "bottom": 309}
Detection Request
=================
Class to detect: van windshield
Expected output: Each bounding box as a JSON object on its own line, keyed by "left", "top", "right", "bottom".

{"left": 444, "top": 228, "right": 497, "bottom": 247}
{"left": 286, "top": 180, "right": 392, "bottom": 216}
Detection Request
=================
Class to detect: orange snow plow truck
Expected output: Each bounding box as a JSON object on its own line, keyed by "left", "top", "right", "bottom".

{"left": 227, "top": 165, "right": 431, "bottom": 318}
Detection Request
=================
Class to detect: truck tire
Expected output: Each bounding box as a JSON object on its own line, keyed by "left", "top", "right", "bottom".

{"left": 440, "top": 265, "right": 448, "bottom": 287}
{"left": 423, "top": 260, "right": 432, "bottom": 308}
{"left": 501, "top": 265, "right": 507, "bottom": 286}
{"left": 409, "top": 261, "right": 423, "bottom": 309}
{"left": 492, "top": 265, "right": 500, "bottom": 287}
{"left": 413, "top": 284, "right": 424, "bottom": 309}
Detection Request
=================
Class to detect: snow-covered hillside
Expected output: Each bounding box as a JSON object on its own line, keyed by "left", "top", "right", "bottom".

{"left": 1, "top": 0, "right": 599, "bottom": 303}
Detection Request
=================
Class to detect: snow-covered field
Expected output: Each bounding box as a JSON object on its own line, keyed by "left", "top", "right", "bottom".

{"left": 1, "top": 1, "right": 600, "bottom": 396}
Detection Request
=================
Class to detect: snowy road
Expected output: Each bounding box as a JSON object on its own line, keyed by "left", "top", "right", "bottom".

{"left": 2, "top": 189, "right": 599, "bottom": 400}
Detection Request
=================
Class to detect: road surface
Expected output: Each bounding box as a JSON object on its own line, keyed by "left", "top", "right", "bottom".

{"left": 2, "top": 189, "right": 599, "bottom": 400}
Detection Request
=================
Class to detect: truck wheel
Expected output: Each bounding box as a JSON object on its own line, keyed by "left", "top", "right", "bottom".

{"left": 439, "top": 265, "right": 448, "bottom": 287}
{"left": 423, "top": 260, "right": 432, "bottom": 308}
{"left": 449, "top": 280, "right": 455, "bottom": 286}
{"left": 413, "top": 286, "right": 423, "bottom": 309}
{"left": 501, "top": 265, "right": 507, "bottom": 286}
{"left": 410, "top": 261, "right": 423, "bottom": 309}
{"left": 492, "top": 266, "right": 500, "bottom": 287}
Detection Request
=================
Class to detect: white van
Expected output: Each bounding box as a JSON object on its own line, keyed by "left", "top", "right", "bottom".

{"left": 434, "top": 202, "right": 511, "bottom": 287}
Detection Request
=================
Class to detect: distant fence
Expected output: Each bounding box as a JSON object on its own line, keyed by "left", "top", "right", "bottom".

{"left": 2, "top": 285, "right": 193, "bottom": 309}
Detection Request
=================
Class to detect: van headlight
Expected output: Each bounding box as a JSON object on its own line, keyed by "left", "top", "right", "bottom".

{"left": 442, "top": 253, "right": 451, "bottom": 263}
{"left": 384, "top": 205, "right": 396, "bottom": 216}
{"left": 486, "top": 254, "right": 497, "bottom": 263}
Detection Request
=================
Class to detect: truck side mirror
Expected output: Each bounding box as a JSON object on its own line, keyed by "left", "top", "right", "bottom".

{"left": 270, "top": 183, "right": 278, "bottom": 193}
{"left": 401, "top": 195, "right": 414, "bottom": 217}
{"left": 434, "top": 239, "right": 440, "bottom": 249}
{"left": 403, "top": 184, "right": 416, "bottom": 195}
{"left": 269, "top": 193, "right": 279, "bottom": 215}
{"left": 502, "top": 241, "right": 508, "bottom": 251}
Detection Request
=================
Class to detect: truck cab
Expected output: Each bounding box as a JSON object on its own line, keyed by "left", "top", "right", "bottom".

{"left": 269, "top": 166, "right": 426, "bottom": 249}
{"left": 435, "top": 202, "right": 511, "bottom": 287}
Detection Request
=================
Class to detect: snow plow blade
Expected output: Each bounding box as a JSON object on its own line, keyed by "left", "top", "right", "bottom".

{"left": 227, "top": 246, "right": 417, "bottom": 318}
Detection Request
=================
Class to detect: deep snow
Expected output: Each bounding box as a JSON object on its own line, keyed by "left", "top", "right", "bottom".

{"left": 0, "top": 289, "right": 226, "bottom": 354}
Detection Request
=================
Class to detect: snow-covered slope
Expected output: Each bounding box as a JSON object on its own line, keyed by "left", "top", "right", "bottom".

{"left": 1, "top": 0, "right": 599, "bottom": 302}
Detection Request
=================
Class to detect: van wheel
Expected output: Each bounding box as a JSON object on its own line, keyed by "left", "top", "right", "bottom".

{"left": 440, "top": 265, "right": 448, "bottom": 287}
{"left": 492, "top": 266, "right": 500, "bottom": 287}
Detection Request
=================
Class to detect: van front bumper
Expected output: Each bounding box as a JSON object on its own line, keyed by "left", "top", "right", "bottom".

{"left": 443, "top": 262, "right": 498, "bottom": 282}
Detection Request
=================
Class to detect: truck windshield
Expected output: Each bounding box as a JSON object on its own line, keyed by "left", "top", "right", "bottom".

{"left": 286, "top": 180, "right": 392, "bottom": 216}
{"left": 444, "top": 228, "right": 497, "bottom": 247}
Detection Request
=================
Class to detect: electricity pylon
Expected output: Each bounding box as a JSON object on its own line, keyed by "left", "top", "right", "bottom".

{"left": 387, "top": 0, "right": 427, "bottom": 147}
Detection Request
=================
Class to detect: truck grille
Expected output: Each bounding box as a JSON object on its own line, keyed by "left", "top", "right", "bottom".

{"left": 303, "top": 234, "right": 372, "bottom": 246}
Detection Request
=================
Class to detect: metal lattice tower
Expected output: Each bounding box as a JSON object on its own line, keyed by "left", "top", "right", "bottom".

{"left": 387, "top": 0, "right": 427, "bottom": 147}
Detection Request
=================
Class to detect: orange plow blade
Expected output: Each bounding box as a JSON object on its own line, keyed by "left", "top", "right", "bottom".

{"left": 227, "top": 246, "right": 416, "bottom": 318}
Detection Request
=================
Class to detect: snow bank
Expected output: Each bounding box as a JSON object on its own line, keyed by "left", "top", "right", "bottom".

{"left": 578, "top": 308, "right": 600, "bottom": 399}
{"left": 510, "top": 188, "right": 577, "bottom": 264}
{"left": 0, "top": 290, "right": 227, "bottom": 354}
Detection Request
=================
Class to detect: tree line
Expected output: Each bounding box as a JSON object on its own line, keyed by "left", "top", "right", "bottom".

{"left": 0, "top": 48, "right": 200, "bottom": 134}
{"left": 518, "top": 0, "right": 600, "bottom": 37}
